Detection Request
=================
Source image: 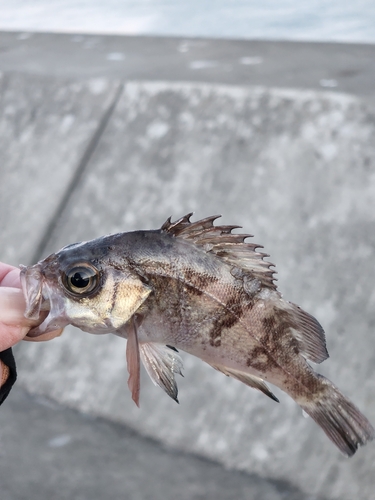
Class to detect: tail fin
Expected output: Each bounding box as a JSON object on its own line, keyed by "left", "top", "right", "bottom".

{"left": 300, "top": 375, "right": 374, "bottom": 456}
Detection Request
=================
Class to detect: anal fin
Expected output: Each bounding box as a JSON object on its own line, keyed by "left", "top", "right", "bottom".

{"left": 210, "top": 364, "right": 279, "bottom": 403}
{"left": 139, "top": 343, "right": 184, "bottom": 403}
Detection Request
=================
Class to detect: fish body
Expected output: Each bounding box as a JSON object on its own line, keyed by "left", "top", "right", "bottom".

{"left": 20, "top": 214, "right": 374, "bottom": 456}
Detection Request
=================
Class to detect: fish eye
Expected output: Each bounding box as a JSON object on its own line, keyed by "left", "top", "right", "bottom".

{"left": 63, "top": 263, "right": 99, "bottom": 296}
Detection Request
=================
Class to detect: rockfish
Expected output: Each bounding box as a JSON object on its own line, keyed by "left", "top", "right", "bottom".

{"left": 20, "top": 214, "right": 374, "bottom": 456}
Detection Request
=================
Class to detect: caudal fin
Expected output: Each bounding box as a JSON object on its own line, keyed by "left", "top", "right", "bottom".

{"left": 300, "top": 375, "right": 375, "bottom": 456}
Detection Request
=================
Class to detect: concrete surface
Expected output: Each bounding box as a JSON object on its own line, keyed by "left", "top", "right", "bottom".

{"left": 0, "top": 32, "right": 375, "bottom": 106}
{"left": 1, "top": 31, "right": 375, "bottom": 500}
{"left": 0, "top": 386, "right": 323, "bottom": 500}
{"left": 0, "top": 70, "right": 122, "bottom": 265}
{"left": 15, "top": 81, "right": 375, "bottom": 500}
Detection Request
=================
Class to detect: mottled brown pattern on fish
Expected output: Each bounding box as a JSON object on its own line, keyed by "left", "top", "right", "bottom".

{"left": 262, "top": 309, "right": 296, "bottom": 340}
{"left": 245, "top": 346, "right": 276, "bottom": 373}
{"left": 145, "top": 272, "right": 209, "bottom": 342}
{"left": 183, "top": 283, "right": 203, "bottom": 296}
{"left": 156, "top": 276, "right": 186, "bottom": 327}
{"left": 183, "top": 268, "right": 219, "bottom": 296}
{"left": 280, "top": 363, "right": 326, "bottom": 404}
{"left": 208, "top": 292, "right": 253, "bottom": 348}
{"left": 243, "top": 308, "right": 300, "bottom": 375}
{"left": 262, "top": 310, "right": 299, "bottom": 354}
{"left": 253, "top": 307, "right": 322, "bottom": 398}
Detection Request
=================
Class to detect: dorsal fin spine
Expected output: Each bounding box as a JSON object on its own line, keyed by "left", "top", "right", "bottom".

{"left": 160, "top": 214, "right": 277, "bottom": 290}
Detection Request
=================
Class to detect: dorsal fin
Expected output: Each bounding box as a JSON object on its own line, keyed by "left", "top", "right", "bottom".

{"left": 161, "top": 214, "right": 277, "bottom": 290}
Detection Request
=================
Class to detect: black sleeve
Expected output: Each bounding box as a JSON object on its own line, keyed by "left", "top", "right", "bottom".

{"left": 0, "top": 348, "right": 17, "bottom": 405}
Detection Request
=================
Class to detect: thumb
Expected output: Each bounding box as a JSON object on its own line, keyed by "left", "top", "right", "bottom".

{"left": 0, "top": 287, "right": 34, "bottom": 327}
{"left": 0, "top": 287, "right": 40, "bottom": 350}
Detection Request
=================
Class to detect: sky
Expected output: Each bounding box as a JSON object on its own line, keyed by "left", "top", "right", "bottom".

{"left": 0, "top": 0, "right": 374, "bottom": 43}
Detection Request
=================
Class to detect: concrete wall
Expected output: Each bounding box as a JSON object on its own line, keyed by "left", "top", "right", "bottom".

{"left": 1, "top": 36, "right": 375, "bottom": 500}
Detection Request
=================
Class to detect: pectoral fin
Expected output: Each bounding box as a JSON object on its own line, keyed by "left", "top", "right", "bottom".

{"left": 210, "top": 364, "right": 279, "bottom": 403}
{"left": 126, "top": 318, "right": 141, "bottom": 407}
{"left": 139, "top": 343, "right": 184, "bottom": 403}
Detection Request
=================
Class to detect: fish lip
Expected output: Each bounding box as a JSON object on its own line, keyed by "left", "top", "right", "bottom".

{"left": 20, "top": 264, "right": 45, "bottom": 320}
{"left": 20, "top": 263, "right": 68, "bottom": 337}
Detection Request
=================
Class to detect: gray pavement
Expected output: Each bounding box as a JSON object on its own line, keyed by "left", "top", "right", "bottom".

{"left": 0, "top": 31, "right": 375, "bottom": 106}
{"left": 0, "top": 387, "right": 320, "bottom": 500}
{"left": 1, "top": 31, "right": 375, "bottom": 500}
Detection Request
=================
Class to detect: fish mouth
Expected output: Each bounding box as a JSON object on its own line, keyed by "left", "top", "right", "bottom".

{"left": 20, "top": 264, "right": 68, "bottom": 337}
{"left": 20, "top": 264, "right": 46, "bottom": 320}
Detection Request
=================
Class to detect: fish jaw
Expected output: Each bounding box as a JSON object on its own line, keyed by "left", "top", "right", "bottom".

{"left": 20, "top": 264, "right": 45, "bottom": 320}
{"left": 20, "top": 263, "right": 70, "bottom": 337}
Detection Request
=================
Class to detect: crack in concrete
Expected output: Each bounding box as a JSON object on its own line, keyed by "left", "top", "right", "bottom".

{"left": 31, "top": 81, "right": 124, "bottom": 264}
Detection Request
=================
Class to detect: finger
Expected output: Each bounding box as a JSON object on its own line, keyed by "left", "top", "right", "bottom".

{"left": 0, "top": 267, "right": 21, "bottom": 288}
{"left": 0, "top": 287, "right": 50, "bottom": 350}
{"left": 24, "top": 328, "right": 64, "bottom": 342}
{"left": 0, "top": 323, "right": 30, "bottom": 351}
{"left": 0, "top": 287, "right": 35, "bottom": 327}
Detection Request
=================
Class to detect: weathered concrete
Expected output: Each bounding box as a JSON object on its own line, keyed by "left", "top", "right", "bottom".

{"left": 0, "top": 387, "right": 323, "bottom": 500}
{"left": 0, "top": 71, "right": 121, "bottom": 266}
{"left": 13, "top": 82, "right": 375, "bottom": 500}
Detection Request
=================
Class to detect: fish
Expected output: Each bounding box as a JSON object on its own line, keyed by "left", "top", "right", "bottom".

{"left": 20, "top": 214, "right": 374, "bottom": 456}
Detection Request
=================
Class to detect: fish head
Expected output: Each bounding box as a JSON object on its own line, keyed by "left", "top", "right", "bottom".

{"left": 20, "top": 237, "right": 151, "bottom": 338}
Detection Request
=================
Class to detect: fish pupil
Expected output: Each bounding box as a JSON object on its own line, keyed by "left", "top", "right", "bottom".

{"left": 71, "top": 272, "right": 90, "bottom": 288}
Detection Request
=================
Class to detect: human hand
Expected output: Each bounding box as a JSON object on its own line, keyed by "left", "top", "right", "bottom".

{"left": 0, "top": 262, "right": 62, "bottom": 352}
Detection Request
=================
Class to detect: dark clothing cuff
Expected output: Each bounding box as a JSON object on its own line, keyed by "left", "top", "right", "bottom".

{"left": 0, "top": 348, "right": 17, "bottom": 405}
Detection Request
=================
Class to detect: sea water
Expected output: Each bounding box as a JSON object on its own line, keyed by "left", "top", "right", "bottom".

{"left": 0, "top": 0, "right": 374, "bottom": 43}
